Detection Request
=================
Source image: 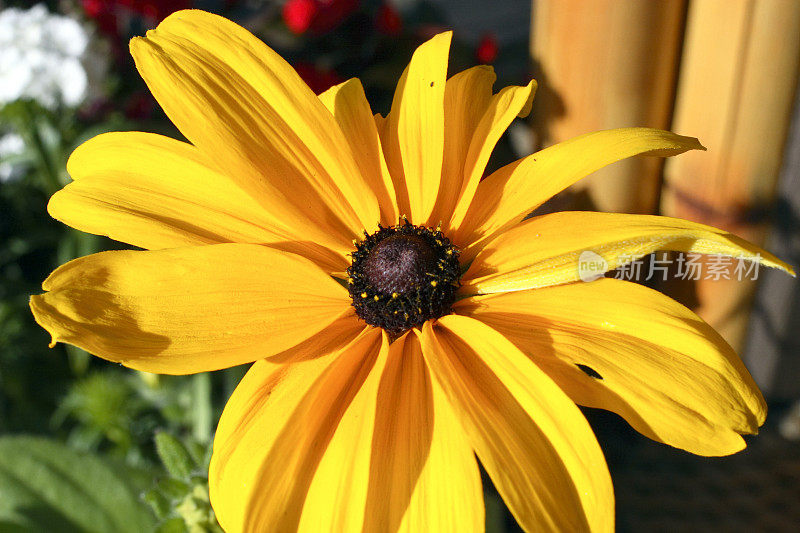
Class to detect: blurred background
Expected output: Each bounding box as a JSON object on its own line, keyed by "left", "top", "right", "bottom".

{"left": 0, "top": 0, "right": 798, "bottom": 531}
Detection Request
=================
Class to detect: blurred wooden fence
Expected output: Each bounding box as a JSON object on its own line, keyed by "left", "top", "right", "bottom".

{"left": 529, "top": 0, "right": 800, "bottom": 398}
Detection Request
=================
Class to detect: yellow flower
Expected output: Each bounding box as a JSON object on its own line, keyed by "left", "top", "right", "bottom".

{"left": 30, "top": 10, "right": 793, "bottom": 533}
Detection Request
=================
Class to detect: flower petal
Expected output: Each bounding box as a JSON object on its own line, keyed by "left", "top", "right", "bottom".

{"left": 429, "top": 66, "right": 496, "bottom": 227}
{"left": 297, "top": 340, "right": 385, "bottom": 533}
{"left": 29, "top": 244, "right": 351, "bottom": 374}
{"left": 383, "top": 32, "right": 451, "bottom": 223}
{"left": 456, "top": 279, "right": 766, "bottom": 456}
{"left": 130, "top": 10, "right": 379, "bottom": 250}
{"left": 456, "top": 128, "right": 705, "bottom": 257}
{"left": 390, "top": 362, "right": 484, "bottom": 532}
{"left": 266, "top": 307, "right": 367, "bottom": 364}
{"left": 319, "top": 78, "right": 399, "bottom": 226}
{"left": 420, "top": 316, "right": 613, "bottom": 533}
{"left": 209, "top": 328, "right": 385, "bottom": 533}
{"left": 57, "top": 131, "right": 306, "bottom": 248}
{"left": 462, "top": 211, "right": 795, "bottom": 295}
{"left": 431, "top": 66, "right": 536, "bottom": 231}
{"left": 374, "top": 112, "right": 387, "bottom": 137}
{"left": 299, "top": 332, "right": 483, "bottom": 532}
{"left": 58, "top": 131, "right": 350, "bottom": 270}
{"left": 262, "top": 240, "right": 349, "bottom": 274}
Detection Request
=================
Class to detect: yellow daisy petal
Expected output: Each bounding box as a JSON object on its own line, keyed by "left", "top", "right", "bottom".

{"left": 456, "top": 128, "right": 705, "bottom": 255}
{"left": 56, "top": 131, "right": 312, "bottom": 250}
{"left": 266, "top": 307, "right": 367, "bottom": 364}
{"left": 297, "top": 336, "right": 386, "bottom": 533}
{"left": 462, "top": 211, "right": 794, "bottom": 295}
{"left": 390, "top": 361, "right": 484, "bottom": 532}
{"left": 430, "top": 66, "right": 496, "bottom": 228}
{"left": 456, "top": 279, "right": 766, "bottom": 456}
{"left": 130, "top": 10, "right": 379, "bottom": 248}
{"left": 300, "top": 332, "right": 483, "bottom": 532}
{"left": 374, "top": 112, "right": 387, "bottom": 137}
{"left": 383, "top": 32, "right": 451, "bottom": 223}
{"left": 432, "top": 68, "right": 536, "bottom": 231}
{"left": 319, "top": 78, "right": 399, "bottom": 225}
{"left": 209, "top": 328, "right": 385, "bottom": 533}
{"left": 58, "top": 129, "right": 351, "bottom": 269}
{"left": 30, "top": 244, "right": 350, "bottom": 374}
{"left": 420, "top": 316, "right": 614, "bottom": 533}
{"left": 363, "top": 332, "right": 436, "bottom": 532}
{"left": 262, "top": 240, "right": 350, "bottom": 274}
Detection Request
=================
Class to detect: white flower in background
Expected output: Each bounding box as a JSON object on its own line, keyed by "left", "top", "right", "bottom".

{"left": 0, "top": 132, "right": 25, "bottom": 183}
{"left": 0, "top": 4, "right": 91, "bottom": 109}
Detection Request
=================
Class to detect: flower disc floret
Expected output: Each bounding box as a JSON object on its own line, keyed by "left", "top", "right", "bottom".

{"left": 347, "top": 219, "right": 460, "bottom": 333}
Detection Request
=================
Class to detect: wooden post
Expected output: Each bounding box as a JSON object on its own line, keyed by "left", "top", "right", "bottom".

{"left": 661, "top": 0, "right": 800, "bottom": 353}
{"left": 530, "top": 0, "right": 686, "bottom": 214}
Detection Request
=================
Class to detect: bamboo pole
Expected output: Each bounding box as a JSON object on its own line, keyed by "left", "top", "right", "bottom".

{"left": 530, "top": 0, "right": 686, "bottom": 214}
{"left": 661, "top": 0, "right": 800, "bottom": 353}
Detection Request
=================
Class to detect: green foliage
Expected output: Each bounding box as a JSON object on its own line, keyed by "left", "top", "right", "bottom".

{"left": 0, "top": 97, "right": 128, "bottom": 434}
{"left": 155, "top": 432, "right": 197, "bottom": 480}
{"left": 51, "top": 369, "right": 243, "bottom": 467}
{"left": 0, "top": 436, "right": 155, "bottom": 532}
{"left": 147, "top": 433, "right": 222, "bottom": 533}
{"left": 0, "top": 173, "right": 72, "bottom": 434}
{"left": 53, "top": 371, "right": 153, "bottom": 461}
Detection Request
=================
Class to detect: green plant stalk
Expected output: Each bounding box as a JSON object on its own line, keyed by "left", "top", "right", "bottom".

{"left": 192, "top": 373, "right": 212, "bottom": 443}
{"left": 17, "top": 101, "right": 61, "bottom": 194}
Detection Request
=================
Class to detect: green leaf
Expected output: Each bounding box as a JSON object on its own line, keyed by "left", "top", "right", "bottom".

{"left": 155, "top": 517, "right": 188, "bottom": 533}
{"left": 0, "top": 436, "right": 155, "bottom": 532}
{"left": 154, "top": 433, "right": 195, "bottom": 480}
{"left": 155, "top": 478, "right": 191, "bottom": 500}
{"left": 143, "top": 488, "right": 172, "bottom": 520}
{"left": 185, "top": 440, "right": 210, "bottom": 472}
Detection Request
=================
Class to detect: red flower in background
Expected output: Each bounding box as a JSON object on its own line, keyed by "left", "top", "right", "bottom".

{"left": 375, "top": 3, "right": 402, "bottom": 36}
{"left": 293, "top": 61, "right": 343, "bottom": 94}
{"left": 124, "top": 91, "right": 157, "bottom": 120}
{"left": 476, "top": 32, "right": 499, "bottom": 64}
{"left": 120, "top": 0, "right": 192, "bottom": 21}
{"left": 82, "top": 0, "right": 119, "bottom": 35}
{"left": 283, "top": 0, "right": 359, "bottom": 35}
{"left": 283, "top": 0, "right": 317, "bottom": 34}
{"left": 82, "top": 0, "right": 105, "bottom": 18}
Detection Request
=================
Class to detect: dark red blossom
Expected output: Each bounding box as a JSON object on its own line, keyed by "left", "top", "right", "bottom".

{"left": 476, "top": 32, "right": 499, "bottom": 64}
{"left": 294, "top": 62, "right": 343, "bottom": 94}
{"left": 82, "top": 0, "right": 104, "bottom": 18}
{"left": 119, "top": 0, "right": 191, "bottom": 21}
{"left": 283, "top": 0, "right": 317, "bottom": 34}
{"left": 82, "top": 0, "right": 118, "bottom": 35}
{"left": 124, "top": 91, "right": 157, "bottom": 120}
{"left": 375, "top": 3, "right": 402, "bottom": 36}
{"left": 283, "top": 0, "right": 359, "bottom": 35}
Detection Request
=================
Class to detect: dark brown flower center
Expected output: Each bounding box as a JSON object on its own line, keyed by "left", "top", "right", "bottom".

{"left": 363, "top": 234, "right": 436, "bottom": 294}
{"left": 347, "top": 220, "right": 461, "bottom": 333}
